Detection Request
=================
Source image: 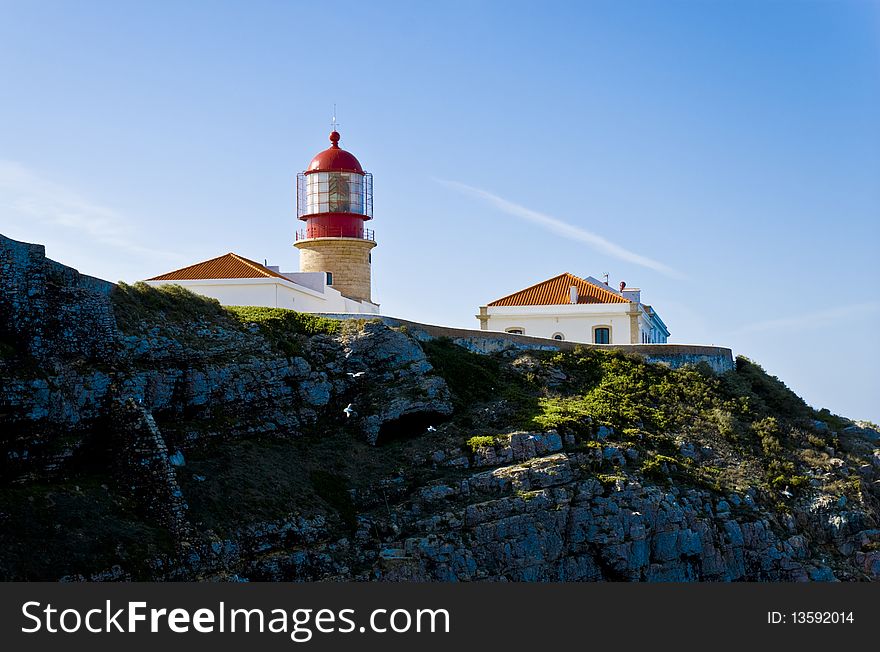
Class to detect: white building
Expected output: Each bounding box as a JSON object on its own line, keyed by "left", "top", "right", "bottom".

{"left": 145, "top": 252, "right": 379, "bottom": 313}
{"left": 477, "top": 272, "right": 669, "bottom": 345}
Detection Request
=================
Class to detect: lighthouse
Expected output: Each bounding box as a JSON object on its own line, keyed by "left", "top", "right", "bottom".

{"left": 294, "top": 130, "right": 376, "bottom": 304}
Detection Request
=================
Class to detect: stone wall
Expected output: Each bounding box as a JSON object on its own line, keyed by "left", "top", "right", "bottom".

{"left": 317, "top": 314, "right": 736, "bottom": 374}
{"left": 0, "top": 234, "right": 117, "bottom": 363}
{"left": 294, "top": 237, "right": 375, "bottom": 303}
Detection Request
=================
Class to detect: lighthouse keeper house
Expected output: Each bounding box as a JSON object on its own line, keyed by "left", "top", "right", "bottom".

{"left": 477, "top": 272, "right": 669, "bottom": 345}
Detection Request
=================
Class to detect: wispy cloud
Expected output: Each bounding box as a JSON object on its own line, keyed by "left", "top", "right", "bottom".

{"left": 0, "top": 159, "right": 178, "bottom": 260}
{"left": 731, "top": 302, "right": 880, "bottom": 336}
{"left": 436, "top": 178, "right": 686, "bottom": 279}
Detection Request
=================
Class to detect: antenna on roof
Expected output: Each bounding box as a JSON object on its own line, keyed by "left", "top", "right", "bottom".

{"left": 330, "top": 104, "right": 340, "bottom": 132}
{"left": 602, "top": 272, "right": 609, "bottom": 285}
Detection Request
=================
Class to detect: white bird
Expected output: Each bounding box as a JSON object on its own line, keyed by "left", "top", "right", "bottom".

{"left": 343, "top": 403, "right": 355, "bottom": 418}
{"left": 426, "top": 425, "right": 437, "bottom": 432}
{"left": 347, "top": 371, "right": 366, "bottom": 378}
{"left": 780, "top": 486, "right": 794, "bottom": 498}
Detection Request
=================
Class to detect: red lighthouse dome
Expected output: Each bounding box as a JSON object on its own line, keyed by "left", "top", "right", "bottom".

{"left": 306, "top": 131, "right": 364, "bottom": 174}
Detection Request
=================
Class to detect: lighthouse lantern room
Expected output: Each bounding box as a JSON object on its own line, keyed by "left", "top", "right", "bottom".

{"left": 294, "top": 130, "right": 377, "bottom": 304}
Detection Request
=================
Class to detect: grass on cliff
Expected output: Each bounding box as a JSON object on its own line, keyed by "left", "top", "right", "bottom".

{"left": 421, "top": 337, "right": 540, "bottom": 426}
{"left": 225, "top": 306, "right": 343, "bottom": 357}
{"left": 111, "top": 283, "right": 350, "bottom": 358}
{"left": 112, "top": 282, "right": 232, "bottom": 333}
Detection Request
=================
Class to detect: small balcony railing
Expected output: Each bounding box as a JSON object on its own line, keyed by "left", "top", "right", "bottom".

{"left": 296, "top": 226, "right": 375, "bottom": 241}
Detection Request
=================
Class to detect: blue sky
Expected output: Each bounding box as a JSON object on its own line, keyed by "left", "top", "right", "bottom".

{"left": 1, "top": 0, "right": 878, "bottom": 422}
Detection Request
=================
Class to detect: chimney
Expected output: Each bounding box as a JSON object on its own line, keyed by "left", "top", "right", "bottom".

{"left": 569, "top": 285, "right": 578, "bottom": 304}
{"left": 619, "top": 281, "right": 626, "bottom": 293}
{"left": 622, "top": 287, "right": 641, "bottom": 304}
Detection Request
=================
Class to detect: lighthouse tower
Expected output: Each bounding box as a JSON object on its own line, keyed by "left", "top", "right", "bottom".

{"left": 294, "top": 130, "right": 376, "bottom": 304}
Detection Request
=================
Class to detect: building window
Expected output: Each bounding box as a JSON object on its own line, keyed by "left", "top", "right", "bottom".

{"left": 326, "top": 272, "right": 333, "bottom": 286}
{"left": 552, "top": 333, "right": 565, "bottom": 341}
{"left": 593, "top": 326, "right": 610, "bottom": 344}
{"left": 505, "top": 328, "right": 524, "bottom": 335}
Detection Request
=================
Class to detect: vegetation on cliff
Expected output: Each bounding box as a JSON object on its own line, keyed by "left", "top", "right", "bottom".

{"left": 422, "top": 337, "right": 848, "bottom": 498}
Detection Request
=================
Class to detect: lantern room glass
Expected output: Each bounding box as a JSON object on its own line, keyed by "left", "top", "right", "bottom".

{"left": 298, "top": 172, "right": 373, "bottom": 217}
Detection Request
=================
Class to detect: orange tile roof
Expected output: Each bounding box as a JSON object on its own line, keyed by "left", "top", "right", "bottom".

{"left": 147, "top": 253, "right": 289, "bottom": 281}
{"left": 487, "top": 272, "right": 630, "bottom": 307}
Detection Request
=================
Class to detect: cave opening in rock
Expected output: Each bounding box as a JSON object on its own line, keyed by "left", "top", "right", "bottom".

{"left": 375, "top": 411, "right": 447, "bottom": 446}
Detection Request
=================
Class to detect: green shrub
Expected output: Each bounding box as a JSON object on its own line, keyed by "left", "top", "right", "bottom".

{"left": 466, "top": 435, "right": 496, "bottom": 452}
{"left": 532, "top": 350, "right": 725, "bottom": 435}
{"left": 753, "top": 417, "right": 783, "bottom": 457}
{"left": 596, "top": 473, "right": 625, "bottom": 488}
{"left": 641, "top": 454, "right": 684, "bottom": 481}
{"left": 227, "top": 306, "right": 341, "bottom": 336}
{"left": 724, "top": 357, "right": 812, "bottom": 422}
{"left": 533, "top": 396, "right": 595, "bottom": 433}
{"left": 226, "top": 306, "right": 342, "bottom": 356}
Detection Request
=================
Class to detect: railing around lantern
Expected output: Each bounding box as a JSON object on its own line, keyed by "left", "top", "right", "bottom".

{"left": 296, "top": 227, "right": 376, "bottom": 241}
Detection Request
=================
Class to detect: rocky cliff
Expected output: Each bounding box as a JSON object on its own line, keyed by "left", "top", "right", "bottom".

{"left": 1, "top": 233, "right": 879, "bottom": 582}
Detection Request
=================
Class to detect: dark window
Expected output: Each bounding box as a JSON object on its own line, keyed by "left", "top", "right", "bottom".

{"left": 506, "top": 328, "right": 524, "bottom": 335}
{"left": 553, "top": 333, "right": 564, "bottom": 341}
{"left": 594, "top": 327, "right": 610, "bottom": 344}
{"left": 326, "top": 272, "right": 333, "bottom": 286}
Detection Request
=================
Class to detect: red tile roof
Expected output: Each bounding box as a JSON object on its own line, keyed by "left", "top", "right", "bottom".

{"left": 147, "top": 253, "right": 289, "bottom": 281}
{"left": 487, "top": 272, "right": 630, "bottom": 307}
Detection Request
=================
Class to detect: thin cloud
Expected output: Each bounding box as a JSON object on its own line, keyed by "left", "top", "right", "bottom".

{"left": 0, "top": 159, "right": 179, "bottom": 260}
{"left": 732, "top": 302, "right": 880, "bottom": 335}
{"left": 436, "top": 178, "right": 686, "bottom": 279}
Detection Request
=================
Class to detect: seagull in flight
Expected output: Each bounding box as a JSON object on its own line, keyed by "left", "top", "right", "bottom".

{"left": 426, "top": 426, "right": 437, "bottom": 432}
{"left": 780, "top": 486, "right": 794, "bottom": 499}
{"left": 343, "top": 403, "right": 356, "bottom": 418}
{"left": 347, "top": 371, "right": 366, "bottom": 378}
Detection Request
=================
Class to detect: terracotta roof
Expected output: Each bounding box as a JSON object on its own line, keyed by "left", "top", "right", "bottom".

{"left": 147, "top": 253, "right": 290, "bottom": 281}
{"left": 487, "top": 272, "right": 630, "bottom": 307}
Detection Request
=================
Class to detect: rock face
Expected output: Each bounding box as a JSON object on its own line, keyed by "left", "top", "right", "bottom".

{"left": 382, "top": 454, "right": 820, "bottom": 582}
{"left": 1, "top": 233, "right": 879, "bottom": 582}
{"left": 0, "top": 234, "right": 117, "bottom": 364}
{"left": 339, "top": 322, "right": 452, "bottom": 445}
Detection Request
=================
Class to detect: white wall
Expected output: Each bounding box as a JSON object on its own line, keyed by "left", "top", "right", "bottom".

{"left": 144, "top": 277, "right": 379, "bottom": 314}
{"left": 484, "top": 304, "right": 634, "bottom": 344}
